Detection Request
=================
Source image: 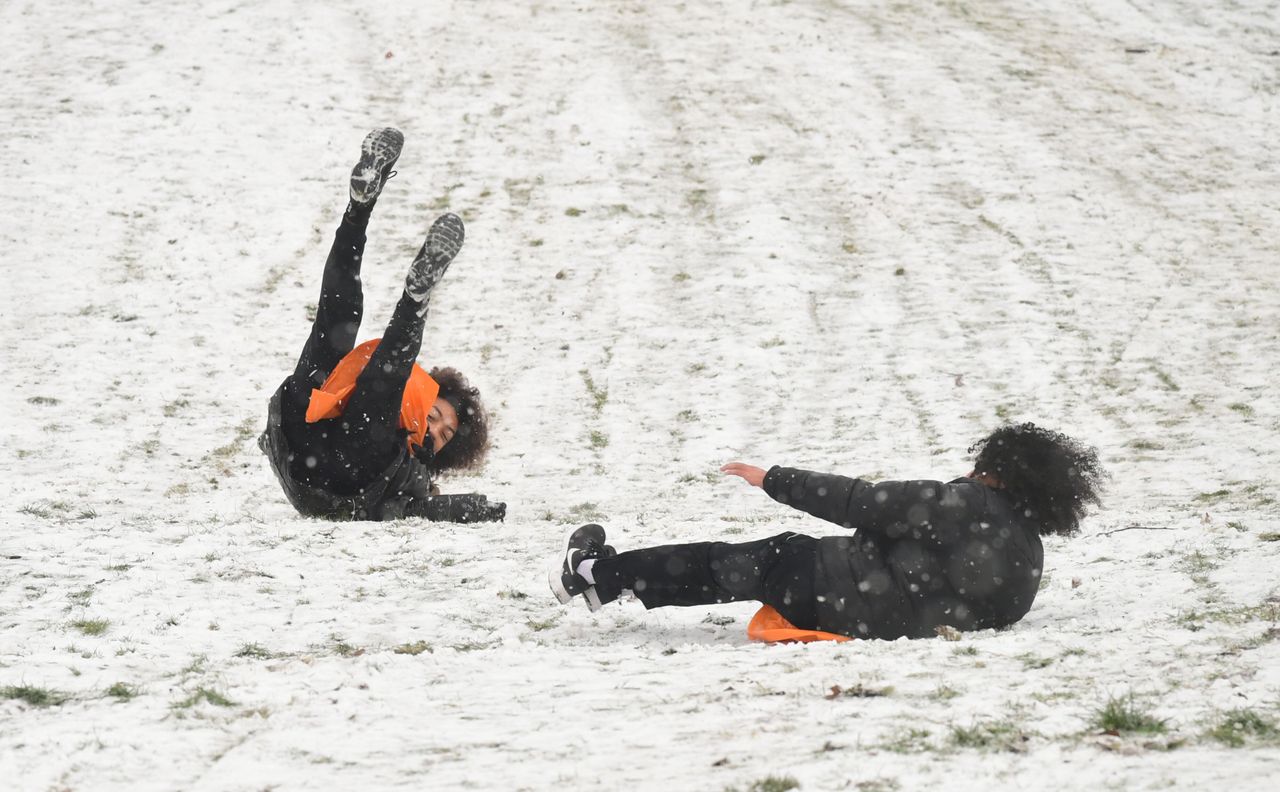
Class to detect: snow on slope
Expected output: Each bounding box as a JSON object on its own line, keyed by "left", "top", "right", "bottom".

{"left": 1, "top": 0, "right": 1277, "bottom": 789}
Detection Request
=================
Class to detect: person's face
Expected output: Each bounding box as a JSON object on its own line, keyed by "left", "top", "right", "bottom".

{"left": 427, "top": 399, "right": 460, "bottom": 454}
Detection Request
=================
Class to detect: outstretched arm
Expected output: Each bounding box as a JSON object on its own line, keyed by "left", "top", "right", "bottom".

{"left": 725, "top": 462, "right": 955, "bottom": 538}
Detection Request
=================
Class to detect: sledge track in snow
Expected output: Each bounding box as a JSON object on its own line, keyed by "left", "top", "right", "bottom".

{"left": 2, "top": 1, "right": 1279, "bottom": 790}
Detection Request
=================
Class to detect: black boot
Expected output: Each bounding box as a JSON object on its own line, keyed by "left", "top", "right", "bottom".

{"left": 405, "top": 213, "right": 465, "bottom": 314}
{"left": 550, "top": 524, "right": 615, "bottom": 611}
{"left": 349, "top": 127, "right": 404, "bottom": 207}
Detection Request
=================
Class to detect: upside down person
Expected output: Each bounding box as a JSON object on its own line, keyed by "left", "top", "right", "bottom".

{"left": 259, "top": 128, "right": 505, "bottom": 523}
{"left": 551, "top": 424, "right": 1105, "bottom": 639}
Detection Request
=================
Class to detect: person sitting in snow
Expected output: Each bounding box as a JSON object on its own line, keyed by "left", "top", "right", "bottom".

{"left": 259, "top": 128, "right": 504, "bottom": 523}
{"left": 551, "top": 424, "right": 1105, "bottom": 640}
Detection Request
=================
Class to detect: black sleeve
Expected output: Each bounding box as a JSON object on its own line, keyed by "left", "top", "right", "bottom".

{"left": 402, "top": 493, "right": 507, "bottom": 523}
{"left": 762, "top": 466, "right": 954, "bottom": 540}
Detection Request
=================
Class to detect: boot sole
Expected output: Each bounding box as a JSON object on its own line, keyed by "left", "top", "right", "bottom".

{"left": 406, "top": 213, "right": 466, "bottom": 301}
{"left": 549, "top": 564, "right": 574, "bottom": 605}
{"left": 549, "top": 524, "right": 602, "bottom": 605}
{"left": 350, "top": 128, "right": 404, "bottom": 204}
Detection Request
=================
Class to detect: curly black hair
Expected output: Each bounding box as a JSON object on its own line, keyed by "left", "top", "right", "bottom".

{"left": 969, "top": 423, "right": 1107, "bottom": 536}
{"left": 426, "top": 366, "right": 490, "bottom": 475}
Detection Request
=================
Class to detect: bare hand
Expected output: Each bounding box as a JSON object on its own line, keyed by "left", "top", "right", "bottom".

{"left": 721, "top": 462, "right": 767, "bottom": 488}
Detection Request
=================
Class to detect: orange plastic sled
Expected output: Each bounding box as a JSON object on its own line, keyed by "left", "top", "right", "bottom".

{"left": 747, "top": 605, "right": 852, "bottom": 644}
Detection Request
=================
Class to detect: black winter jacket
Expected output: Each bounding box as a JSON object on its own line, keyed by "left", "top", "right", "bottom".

{"left": 763, "top": 466, "right": 1043, "bottom": 640}
{"left": 259, "top": 381, "right": 504, "bottom": 523}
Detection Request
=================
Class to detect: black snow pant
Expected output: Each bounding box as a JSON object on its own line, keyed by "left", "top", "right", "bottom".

{"left": 590, "top": 532, "right": 822, "bottom": 631}
{"left": 279, "top": 206, "right": 429, "bottom": 494}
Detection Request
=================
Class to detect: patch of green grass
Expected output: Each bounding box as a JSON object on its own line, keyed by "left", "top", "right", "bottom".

{"left": 931, "top": 684, "right": 961, "bottom": 701}
{"left": 1017, "top": 654, "right": 1054, "bottom": 670}
{"left": 685, "top": 188, "right": 710, "bottom": 212}
{"left": 1258, "top": 532, "right": 1280, "bottom": 542}
{"left": 1194, "top": 489, "right": 1230, "bottom": 503}
{"left": 1227, "top": 402, "right": 1254, "bottom": 417}
{"left": 526, "top": 617, "right": 558, "bottom": 632}
{"left": 949, "top": 718, "right": 1030, "bottom": 751}
{"left": 1152, "top": 368, "right": 1180, "bottom": 392}
{"left": 564, "top": 207, "right": 583, "bottom": 217}
{"left": 393, "top": 641, "right": 431, "bottom": 656}
{"left": 1179, "top": 549, "right": 1217, "bottom": 575}
{"left": 580, "top": 369, "right": 608, "bottom": 412}
{"left": 1226, "top": 626, "right": 1280, "bottom": 653}
{"left": 332, "top": 640, "right": 363, "bottom": 658}
{"left": 1092, "top": 694, "right": 1167, "bottom": 735}
{"left": 672, "top": 271, "right": 691, "bottom": 282}
{"left": 70, "top": 618, "right": 109, "bottom": 636}
{"left": 105, "top": 682, "right": 138, "bottom": 701}
{"left": 1206, "top": 708, "right": 1279, "bottom": 747}
{"left": 732, "top": 777, "right": 799, "bottom": 792}
{"left": 759, "top": 337, "right": 785, "bottom": 349}
{"left": 588, "top": 430, "right": 609, "bottom": 449}
{"left": 210, "top": 417, "right": 257, "bottom": 460}
{"left": 1241, "top": 483, "right": 1276, "bottom": 506}
{"left": 2, "top": 685, "right": 68, "bottom": 707}
{"left": 880, "top": 727, "right": 933, "bottom": 753}
{"left": 173, "top": 687, "right": 235, "bottom": 709}
{"left": 234, "top": 643, "right": 274, "bottom": 659}
{"left": 568, "top": 502, "right": 604, "bottom": 521}
{"left": 827, "top": 683, "right": 894, "bottom": 699}
{"left": 748, "top": 154, "right": 767, "bottom": 165}
{"left": 451, "top": 640, "right": 494, "bottom": 652}
{"left": 28, "top": 395, "right": 61, "bottom": 405}
{"left": 1176, "top": 600, "right": 1280, "bottom": 631}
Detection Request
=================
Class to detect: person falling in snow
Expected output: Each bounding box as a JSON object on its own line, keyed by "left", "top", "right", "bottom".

{"left": 259, "top": 128, "right": 505, "bottom": 523}
{"left": 551, "top": 424, "right": 1105, "bottom": 640}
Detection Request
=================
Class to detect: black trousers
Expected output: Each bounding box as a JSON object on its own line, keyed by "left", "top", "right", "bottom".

{"left": 590, "top": 532, "right": 821, "bottom": 631}
{"left": 279, "top": 211, "right": 429, "bottom": 494}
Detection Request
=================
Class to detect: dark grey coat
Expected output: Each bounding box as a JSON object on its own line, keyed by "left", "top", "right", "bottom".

{"left": 259, "top": 382, "right": 503, "bottom": 523}
{"left": 763, "top": 466, "right": 1043, "bottom": 639}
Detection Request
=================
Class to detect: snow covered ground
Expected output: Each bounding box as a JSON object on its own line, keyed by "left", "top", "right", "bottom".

{"left": 2, "top": 0, "right": 1278, "bottom": 788}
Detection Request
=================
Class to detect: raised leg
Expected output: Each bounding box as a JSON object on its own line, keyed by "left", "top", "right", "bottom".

{"left": 290, "top": 216, "right": 368, "bottom": 386}
{"left": 338, "top": 213, "right": 466, "bottom": 473}
{"left": 289, "top": 128, "right": 405, "bottom": 387}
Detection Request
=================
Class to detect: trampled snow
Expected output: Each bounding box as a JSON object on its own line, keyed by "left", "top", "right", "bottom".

{"left": 1, "top": 0, "right": 1277, "bottom": 789}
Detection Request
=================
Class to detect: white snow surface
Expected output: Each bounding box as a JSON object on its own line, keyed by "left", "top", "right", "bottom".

{"left": 2, "top": 0, "right": 1279, "bottom": 789}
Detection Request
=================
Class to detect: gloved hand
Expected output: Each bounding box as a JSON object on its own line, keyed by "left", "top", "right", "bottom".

{"left": 480, "top": 500, "right": 507, "bottom": 522}
{"left": 409, "top": 493, "right": 506, "bottom": 523}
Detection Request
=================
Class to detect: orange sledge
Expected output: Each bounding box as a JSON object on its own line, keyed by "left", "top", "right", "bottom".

{"left": 747, "top": 605, "right": 852, "bottom": 644}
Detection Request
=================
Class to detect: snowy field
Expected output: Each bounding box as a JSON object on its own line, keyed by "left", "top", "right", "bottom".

{"left": 3, "top": 0, "right": 1278, "bottom": 789}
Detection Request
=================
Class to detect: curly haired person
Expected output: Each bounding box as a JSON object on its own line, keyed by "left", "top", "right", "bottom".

{"left": 552, "top": 424, "right": 1105, "bottom": 640}
{"left": 259, "top": 128, "right": 504, "bottom": 523}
